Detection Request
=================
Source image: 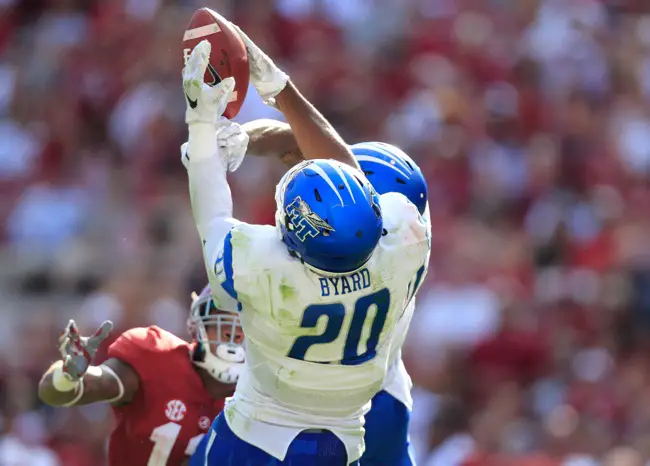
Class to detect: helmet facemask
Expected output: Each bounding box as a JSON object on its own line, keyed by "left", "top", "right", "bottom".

{"left": 188, "top": 291, "right": 245, "bottom": 385}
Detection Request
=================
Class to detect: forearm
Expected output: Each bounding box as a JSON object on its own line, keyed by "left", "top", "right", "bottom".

{"left": 243, "top": 119, "right": 294, "bottom": 155}
{"left": 186, "top": 124, "right": 239, "bottom": 288}
{"left": 274, "top": 81, "right": 358, "bottom": 169}
{"left": 242, "top": 119, "right": 304, "bottom": 168}
{"left": 186, "top": 124, "right": 238, "bottom": 243}
{"left": 38, "top": 360, "right": 125, "bottom": 407}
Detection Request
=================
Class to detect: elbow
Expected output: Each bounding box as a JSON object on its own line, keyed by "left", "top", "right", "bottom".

{"left": 330, "top": 147, "right": 359, "bottom": 171}
{"left": 341, "top": 148, "right": 360, "bottom": 170}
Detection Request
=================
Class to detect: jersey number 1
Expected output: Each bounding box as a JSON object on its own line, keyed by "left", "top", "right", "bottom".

{"left": 148, "top": 422, "right": 203, "bottom": 466}
{"left": 288, "top": 288, "right": 390, "bottom": 365}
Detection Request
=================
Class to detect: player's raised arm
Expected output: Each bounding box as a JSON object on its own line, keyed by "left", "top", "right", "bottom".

{"left": 182, "top": 41, "right": 246, "bottom": 246}
{"left": 275, "top": 82, "right": 357, "bottom": 168}
{"left": 182, "top": 41, "right": 249, "bottom": 308}
{"left": 233, "top": 26, "right": 358, "bottom": 170}
{"left": 38, "top": 320, "right": 139, "bottom": 407}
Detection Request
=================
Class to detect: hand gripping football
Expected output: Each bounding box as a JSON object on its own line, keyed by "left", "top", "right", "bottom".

{"left": 182, "top": 8, "right": 249, "bottom": 119}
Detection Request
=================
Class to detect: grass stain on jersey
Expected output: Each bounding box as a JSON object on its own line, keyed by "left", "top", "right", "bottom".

{"left": 231, "top": 228, "right": 250, "bottom": 247}
{"left": 225, "top": 405, "right": 235, "bottom": 424}
{"left": 279, "top": 280, "right": 296, "bottom": 300}
{"left": 277, "top": 307, "right": 296, "bottom": 324}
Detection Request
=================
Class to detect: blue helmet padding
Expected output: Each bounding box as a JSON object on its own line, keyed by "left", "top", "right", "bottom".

{"left": 351, "top": 142, "right": 428, "bottom": 215}
{"left": 278, "top": 159, "right": 383, "bottom": 275}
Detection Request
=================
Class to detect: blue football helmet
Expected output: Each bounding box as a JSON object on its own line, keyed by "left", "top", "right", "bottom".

{"left": 351, "top": 142, "right": 428, "bottom": 215}
{"left": 275, "top": 159, "right": 383, "bottom": 275}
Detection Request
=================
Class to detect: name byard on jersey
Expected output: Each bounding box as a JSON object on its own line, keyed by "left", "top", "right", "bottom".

{"left": 319, "top": 268, "right": 371, "bottom": 297}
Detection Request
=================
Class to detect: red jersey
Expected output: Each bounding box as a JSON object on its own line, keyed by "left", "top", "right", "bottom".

{"left": 107, "top": 326, "right": 224, "bottom": 466}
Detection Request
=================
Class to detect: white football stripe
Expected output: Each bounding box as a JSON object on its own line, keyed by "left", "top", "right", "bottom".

{"left": 371, "top": 142, "right": 413, "bottom": 168}
{"left": 367, "top": 143, "right": 412, "bottom": 172}
{"left": 306, "top": 164, "right": 345, "bottom": 206}
{"left": 355, "top": 143, "right": 412, "bottom": 174}
{"left": 331, "top": 163, "right": 356, "bottom": 204}
{"left": 183, "top": 23, "right": 221, "bottom": 41}
{"left": 355, "top": 155, "right": 410, "bottom": 178}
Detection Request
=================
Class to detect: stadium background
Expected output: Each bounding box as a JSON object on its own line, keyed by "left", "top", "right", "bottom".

{"left": 2, "top": 0, "right": 650, "bottom": 464}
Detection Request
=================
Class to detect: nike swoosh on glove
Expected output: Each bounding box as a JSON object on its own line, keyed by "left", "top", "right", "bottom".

{"left": 180, "top": 117, "right": 249, "bottom": 173}
{"left": 183, "top": 40, "right": 236, "bottom": 125}
{"left": 232, "top": 24, "right": 289, "bottom": 106}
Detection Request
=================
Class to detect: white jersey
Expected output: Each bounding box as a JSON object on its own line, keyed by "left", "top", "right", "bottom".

{"left": 208, "top": 192, "right": 429, "bottom": 462}
{"left": 380, "top": 206, "right": 431, "bottom": 410}
{"left": 381, "top": 304, "right": 415, "bottom": 409}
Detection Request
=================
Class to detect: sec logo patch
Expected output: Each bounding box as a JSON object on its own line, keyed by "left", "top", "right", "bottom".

{"left": 199, "top": 416, "right": 211, "bottom": 430}
{"left": 165, "top": 400, "right": 187, "bottom": 422}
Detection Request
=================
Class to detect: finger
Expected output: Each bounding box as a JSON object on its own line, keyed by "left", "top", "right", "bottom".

{"left": 212, "top": 77, "right": 235, "bottom": 102}
{"left": 220, "top": 77, "right": 236, "bottom": 94}
{"left": 95, "top": 320, "right": 114, "bottom": 339}
{"left": 66, "top": 320, "right": 81, "bottom": 343}
{"left": 62, "top": 355, "right": 81, "bottom": 380}
{"left": 62, "top": 354, "right": 74, "bottom": 374}
{"left": 183, "top": 41, "right": 212, "bottom": 102}
{"left": 73, "top": 341, "right": 92, "bottom": 362}
{"left": 58, "top": 322, "right": 71, "bottom": 346}
{"left": 86, "top": 320, "right": 113, "bottom": 350}
{"left": 220, "top": 128, "right": 247, "bottom": 150}
{"left": 185, "top": 40, "right": 211, "bottom": 83}
{"left": 63, "top": 320, "right": 93, "bottom": 359}
{"left": 59, "top": 337, "right": 71, "bottom": 358}
{"left": 215, "top": 118, "right": 238, "bottom": 138}
{"left": 231, "top": 24, "right": 259, "bottom": 60}
{"left": 232, "top": 24, "right": 255, "bottom": 54}
{"left": 231, "top": 24, "right": 250, "bottom": 46}
{"left": 68, "top": 323, "right": 89, "bottom": 357}
{"left": 234, "top": 130, "right": 249, "bottom": 148}
{"left": 212, "top": 77, "right": 236, "bottom": 118}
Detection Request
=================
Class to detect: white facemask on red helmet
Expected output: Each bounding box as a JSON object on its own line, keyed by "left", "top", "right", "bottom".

{"left": 187, "top": 285, "right": 245, "bottom": 384}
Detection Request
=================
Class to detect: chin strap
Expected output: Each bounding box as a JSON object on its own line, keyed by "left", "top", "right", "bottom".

{"left": 191, "top": 341, "right": 244, "bottom": 385}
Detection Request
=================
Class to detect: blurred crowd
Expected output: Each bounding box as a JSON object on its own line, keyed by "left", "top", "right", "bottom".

{"left": 2, "top": 0, "right": 650, "bottom": 464}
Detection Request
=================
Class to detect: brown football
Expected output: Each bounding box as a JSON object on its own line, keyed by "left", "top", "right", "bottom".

{"left": 182, "top": 8, "right": 249, "bottom": 119}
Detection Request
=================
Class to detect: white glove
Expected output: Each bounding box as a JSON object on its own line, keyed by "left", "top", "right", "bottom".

{"left": 183, "top": 40, "right": 236, "bottom": 125}
{"left": 181, "top": 117, "right": 249, "bottom": 173}
{"left": 232, "top": 25, "right": 289, "bottom": 106}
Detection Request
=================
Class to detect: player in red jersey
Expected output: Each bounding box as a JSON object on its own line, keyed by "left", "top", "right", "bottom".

{"left": 38, "top": 285, "right": 245, "bottom": 466}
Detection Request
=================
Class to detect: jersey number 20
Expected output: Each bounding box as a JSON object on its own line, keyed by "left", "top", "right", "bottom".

{"left": 288, "top": 288, "right": 390, "bottom": 365}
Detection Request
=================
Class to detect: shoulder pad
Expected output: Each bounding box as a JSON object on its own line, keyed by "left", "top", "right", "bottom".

{"left": 107, "top": 326, "right": 189, "bottom": 382}
{"left": 379, "top": 192, "right": 428, "bottom": 246}
{"left": 228, "top": 223, "right": 293, "bottom": 274}
{"left": 108, "top": 326, "right": 188, "bottom": 356}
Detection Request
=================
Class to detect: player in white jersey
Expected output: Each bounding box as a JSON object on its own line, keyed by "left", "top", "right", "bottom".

{"left": 182, "top": 30, "right": 430, "bottom": 466}
{"left": 241, "top": 123, "right": 431, "bottom": 465}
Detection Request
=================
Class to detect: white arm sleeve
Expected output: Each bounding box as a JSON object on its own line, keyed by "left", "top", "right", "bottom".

{"left": 186, "top": 124, "right": 241, "bottom": 311}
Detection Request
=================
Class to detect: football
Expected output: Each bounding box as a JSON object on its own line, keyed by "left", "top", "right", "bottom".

{"left": 182, "top": 8, "right": 249, "bottom": 119}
